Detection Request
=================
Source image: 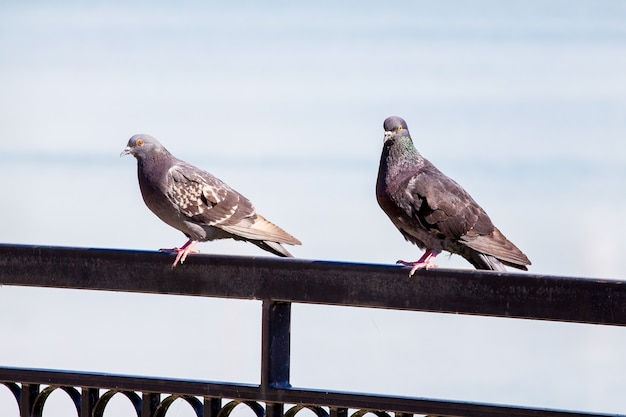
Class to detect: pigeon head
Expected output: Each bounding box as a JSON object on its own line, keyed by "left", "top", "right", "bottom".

{"left": 383, "top": 116, "right": 411, "bottom": 143}
{"left": 120, "top": 134, "right": 168, "bottom": 160}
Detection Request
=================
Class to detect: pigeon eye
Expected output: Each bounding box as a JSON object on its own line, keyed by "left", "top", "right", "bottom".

{"left": 397, "top": 126, "right": 403, "bottom": 131}
{"left": 137, "top": 140, "right": 144, "bottom": 147}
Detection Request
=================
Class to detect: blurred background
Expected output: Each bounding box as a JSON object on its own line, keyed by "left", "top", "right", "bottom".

{"left": 1, "top": 1, "right": 626, "bottom": 415}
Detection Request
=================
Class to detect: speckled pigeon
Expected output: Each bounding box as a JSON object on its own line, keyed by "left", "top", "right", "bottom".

{"left": 121, "top": 134, "right": 301, "bottom": 267}
{"left": 376, "top": 116, "right": 531, "bottom": 275}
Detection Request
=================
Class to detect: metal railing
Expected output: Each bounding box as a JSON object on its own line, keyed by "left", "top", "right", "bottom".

{"left": 0, "top": 243, "right": 625, "bottom": 417}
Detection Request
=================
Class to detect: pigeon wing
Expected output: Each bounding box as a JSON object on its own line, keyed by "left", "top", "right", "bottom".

{"left": 402, "top": 160, "right": 529, "bottom": 267}
{"left": 165, "top": 162, "right": 256, "bottom": 227}
{"left": 166, "top": 162, "right": 301, "bottom": 245}
{"left": 399, "top": 161, "right": 496, "bottom": 240}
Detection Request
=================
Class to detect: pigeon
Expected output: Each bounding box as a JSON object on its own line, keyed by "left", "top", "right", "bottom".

{"left": 121, "top": 134, "right": 301, "bottom": 267}
{"left": 376, "top": 116, "right": 531, "bottom": 275}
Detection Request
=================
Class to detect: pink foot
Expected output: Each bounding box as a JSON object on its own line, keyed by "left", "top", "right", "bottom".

{"left": 396, "top": 249, "right": 440, "bottom": 276}
{"left": 159, "top": 240, "right": 199, "bottom": 267}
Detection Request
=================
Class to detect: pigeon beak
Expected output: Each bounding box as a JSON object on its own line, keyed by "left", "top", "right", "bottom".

{"left": 384, "top": 130, "right": 393, "bottom": 142}
{"left": 120, "top": 146, "right": 132, "bottom": 157}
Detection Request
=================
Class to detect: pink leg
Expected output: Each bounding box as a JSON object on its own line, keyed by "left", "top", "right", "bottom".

{"left": 397, "top": 249, "right": 441, "bottom": 276}
{"left": 159, "top": 240, "right": 200, "bottom": 267}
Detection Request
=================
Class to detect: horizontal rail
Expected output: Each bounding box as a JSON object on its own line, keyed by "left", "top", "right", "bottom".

{"left": 0, "top": 367, "right": 621, "bottom": 417}
{"left": 2, "top": 244, "right": 625, "bottom": 417}
{"left": 0, "top": 244, "right": 624, "bottom": 326}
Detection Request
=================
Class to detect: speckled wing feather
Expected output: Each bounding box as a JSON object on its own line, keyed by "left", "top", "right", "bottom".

{"left": 165, "top": 161, "right": 300, "bottom": 245}
{"left": 165, "top": 162, "right": 255, "bottom": 228}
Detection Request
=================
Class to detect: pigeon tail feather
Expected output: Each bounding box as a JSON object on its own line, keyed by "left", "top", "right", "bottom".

{"left": 220, "top": 214, "right": 301, "bottom": 246}
{"left": 461, "top": 228, "right": 530, "bottom": 269}
{"left": 466, "top": 252, "right": 507, "bottom": 271}
{"left": 253, "top": 240, "right": 294, "bottom": 257}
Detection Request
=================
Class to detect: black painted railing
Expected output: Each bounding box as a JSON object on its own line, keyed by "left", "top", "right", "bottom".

{"left": 0, "top": 244, "right": 625, "bottom": 417}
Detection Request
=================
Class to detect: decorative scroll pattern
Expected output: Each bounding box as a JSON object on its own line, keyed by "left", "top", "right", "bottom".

{"left": 0, "top": 383, "right": 412, "bottom": 417}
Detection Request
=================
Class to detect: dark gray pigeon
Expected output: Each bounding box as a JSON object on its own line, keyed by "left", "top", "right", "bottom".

{"left": 376, "top": 116, "right": 531, "bottom": 275}
{"left": 122, "top": 134, "right": 301, "bottom": 267}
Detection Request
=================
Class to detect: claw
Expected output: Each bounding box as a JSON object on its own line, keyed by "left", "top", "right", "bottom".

{"left": 159, "top": 240, "right": 200, "bottom": 267}
{"left": 396, "top": 249, "right": 440, "bottom": 276}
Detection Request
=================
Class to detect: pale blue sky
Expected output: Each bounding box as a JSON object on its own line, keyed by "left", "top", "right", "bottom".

{"left": 1, "top": 1, "right": 626, "bottom": 415}
{"left": 2, "top": 0, "right": 626, "bottom": 275}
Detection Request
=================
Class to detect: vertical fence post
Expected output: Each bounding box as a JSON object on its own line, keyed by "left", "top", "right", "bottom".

{"left": 330, "top": 408, "right": 348, "bottom": 417}
{"left": 261, "top": 299, "right": 291, "bottom": 417}
{"left": 19, "top": 384, "right": 38, "bottom": 417}
{"left": 261, "top": 299, "right": 292, "bottom": 389}
{"left": 142, "top": 392, "right": 160, "bottom": 417}
{"left": 81, "top": 388, "right": 99, "bottom": 417}
{"left": 203, "top": 397, "right": 221, "bottom": 417}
